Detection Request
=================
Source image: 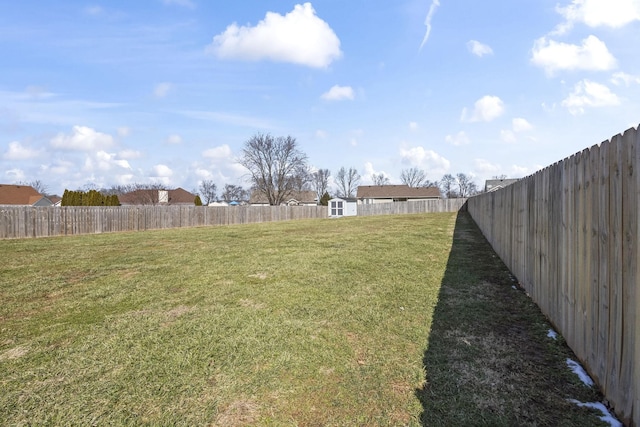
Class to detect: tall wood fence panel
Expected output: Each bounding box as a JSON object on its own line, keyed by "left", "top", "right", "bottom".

{"left": 0, "top": 205, "right": 328, "bottom": 239}
{"left": 357, "top": 198, "right": 467, "bottom": 216}
{"left": 467, "top": 126, "right": 639, "bottom": 427}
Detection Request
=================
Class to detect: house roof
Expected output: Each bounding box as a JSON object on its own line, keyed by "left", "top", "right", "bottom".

{"left": 167, "top": 188, "right": 197, "bottom": 204}
{"left": 484, "top": 179, "right": 519, "bottom": 192}
{"left": 249, "top": 190, "right": 317, "bottom": 205}
{"left": 356, "top": 185, "right": 441, "bottom": 199}
{"left": 118, "top": 188, "right": 196, "bottom": 205}
{"left": 0, "top": 184, "right": 45, "bottom": 205}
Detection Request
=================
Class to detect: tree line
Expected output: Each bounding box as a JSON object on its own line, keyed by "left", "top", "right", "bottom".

{"left": 238, "top": 133, "right": 483, "bottom": 205}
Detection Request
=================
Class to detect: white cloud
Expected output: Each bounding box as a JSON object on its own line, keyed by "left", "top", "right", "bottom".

{"left": 512, "top": 118, "right": 533, "bottom": 132}
{"left": 150, "top": 164, "right": 173, "bottom": 186}
{"left": 531, "top": 35, "right": 617, "bottom": 76}
{"left": 562, "top": 79, "right": 620, "bottom": 115}
{"left": 50, "top": 126, "right": 114, "bottom": 151}
{"left": 363, "top": 162, "right": 390, "bottom": 184}
{"left": 409, "top": 122, "right": 419, "bottom": 131}
{"left": 166, "top": 134, "right": 183, "bottom": 144}
{"left": 461, "top": 95, "right": 505, "bottom": 122}
{"left": 321, "top": 85, "right": 355, "bottom": 101}
{"left": 203, "top": 144, "right": 233, "bottom": 161}
{"left": 154, "top": 82, "right": 172, "bottom": 98}
{"left": 207, "top": 3, "right": 342, "bottom": 68}
{"left": 118, "top": 149, "right": 143, "bottom": 159}
{"left": 611, "top": 71, "right": 640, "bottom": 86}
{"left": 445, "top": 131, "right": 470, "bottom": 146}
{"left": 399, "top": 146, "right": 450, "bottom": 176}
{"left": 474, "top": 159, "right": 501, "bottom": 175}
{"left": 163, "top": 0, "right": 196, "bottom": 9}
{"left": 511, "top": 164, "right": 533, "bottom": 177}
{"left": 467, "top": 40, "right": 493, "bottom": 57}
{"left": 85, "top": 151, "right": 131, "bottom": 172}
{"left": 3, "top": 141, "right": 42, "bottom": 160}
{"left": 500, "top": 118, "right": 534, "bottom": 143}
{"left": 555, "top": 0, "right": 640, "bottom": 34}
{"left": 419, "top": 0, "right": 440, "bottom": 50}
{"left": 315, "top": 129, "right": 328, "bottom": 138}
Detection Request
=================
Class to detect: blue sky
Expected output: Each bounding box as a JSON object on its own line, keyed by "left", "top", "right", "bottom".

{"left": 2, "top": 0, "right": 640, "bottom": 196}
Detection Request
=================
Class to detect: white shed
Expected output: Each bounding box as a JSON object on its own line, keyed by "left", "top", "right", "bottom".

{"left": 328, "top": 198, "right": 357, "bottom": 217}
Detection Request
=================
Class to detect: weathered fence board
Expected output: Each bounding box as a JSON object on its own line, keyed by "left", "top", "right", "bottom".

{"left": 467, "top": 125, "right": 640, "bottom": 427}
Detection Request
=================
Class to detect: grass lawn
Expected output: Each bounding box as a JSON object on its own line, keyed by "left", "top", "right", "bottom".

{"left": 0, "top": 212, "right": 607, "bottom": 426}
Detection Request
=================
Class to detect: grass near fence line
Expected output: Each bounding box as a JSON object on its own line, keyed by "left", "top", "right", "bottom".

{"left": 0, "top": 213, "right": 607, "bottom": 425}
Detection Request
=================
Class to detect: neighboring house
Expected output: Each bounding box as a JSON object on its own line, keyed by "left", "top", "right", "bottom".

{"left": 118, "top": 188, "right": 197, "bottom": 206}
{"left": 484, "top": 179, "right": 519, "bottom": 193}
{"left": 249, "top": 190, "right": 318, "bottom": 206}
{"left": 0, "top": 184, "right": 53, "bottom": 206}
{"left": 356, "top": 185, "right": 441, "bottom": 204}
{"left": 328, "top": 198, "right": 357, "bottom": 217}
{"left": 48, "top": 195, "right": 62, "bottom": 206}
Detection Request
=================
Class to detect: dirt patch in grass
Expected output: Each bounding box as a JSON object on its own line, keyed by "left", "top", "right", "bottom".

{"left": 0, "top": 346, "right": 29, "bottom": 361}
{"left": 213, "top": 399, "right": 260, "bottom": 427}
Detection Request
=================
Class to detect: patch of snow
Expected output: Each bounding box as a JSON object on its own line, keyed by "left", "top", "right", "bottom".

{"left": 567, "top": 399, "right": 622, "bottom": 427}
{"left": 566, "top": 359, "right": 594, "bottom": 386}
{"left": 547, "top": 329, "right": 558, "bottom": 340}
{"left": 512, "top": 285, "right": 517, "bottom": 290}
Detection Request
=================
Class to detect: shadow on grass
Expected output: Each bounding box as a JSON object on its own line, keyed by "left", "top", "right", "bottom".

{"left": 415, "top": 210, "right": 604, "bottom": 426}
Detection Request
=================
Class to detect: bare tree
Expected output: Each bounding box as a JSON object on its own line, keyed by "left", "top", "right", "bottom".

{"left": 456, "top": 173, "right": 478, "bottom": 197}
{"left": 439, "top": 174, "right": 457, "bottom": 198}
{"left": 239, "top": 133, "right": 308, "bottom": 206}
{"left": 335, "top": 166, "right": 360, "bottom": 198}
{"left": 20, "top": 180, "right": 50, "bottom": 196}
{"left": 400, "top": 168, "right": 427, "bottom": 187}
{"left": 291, "top": 165, "right": 312, "bottom": 193}
{"left": 198, "top": 180, "right": 218, "bottom": 205}
{"left": 423, "top": 179, "right": 440, "bottom": 189}
{"left": 221, "top": 184, "right": 249, "bottom": 203}
{"left": 372, "top": 173, "right": 390, "bottom": 186}
{"left": 311, "top": 168, "right": 331, "bottom": 201}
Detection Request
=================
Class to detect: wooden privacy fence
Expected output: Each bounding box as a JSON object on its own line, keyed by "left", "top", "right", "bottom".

{"left": 357, "top": 198, "right": 467, "bottom": 216}
{"left": 0, "top": 205, "right": 328, "bottom": 239}
{"left": 467, "top": 126, "right": 639, "bottom": 427}
{"left": 0, "top": 199, "right": 466, "bottom": 239}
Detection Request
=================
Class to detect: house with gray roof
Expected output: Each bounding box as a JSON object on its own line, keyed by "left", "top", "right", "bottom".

{"left": 356, "top": 185, "right": 441, "bottom": 204}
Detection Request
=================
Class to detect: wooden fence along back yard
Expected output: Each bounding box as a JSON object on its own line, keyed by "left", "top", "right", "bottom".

{"left": 0, "top": 199, "right": 466, "bottom": 239}
{"left": 467, "top": 126, "right": 639, "bottom": 427}
{"left": 0, "top": 205, "right": 328, "bottom": 239}
{"left": 357, "top": 198, "right": 467, "bottom": 216}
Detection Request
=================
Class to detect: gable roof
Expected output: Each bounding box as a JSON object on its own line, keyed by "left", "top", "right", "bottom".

{"left": 117, "top": 188, "right": 196, "bottom": 205}
{"left": 167, "top": 188, "right": 197, "bottom": 204}
{"left": 0, "top": 184, "right": 49, "bottom": 206}
{"left": 356, "top": 185, "right": 441, "bottom": 199}
{"left": 250, "top": 190, "right": 317, "bottom": 205}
